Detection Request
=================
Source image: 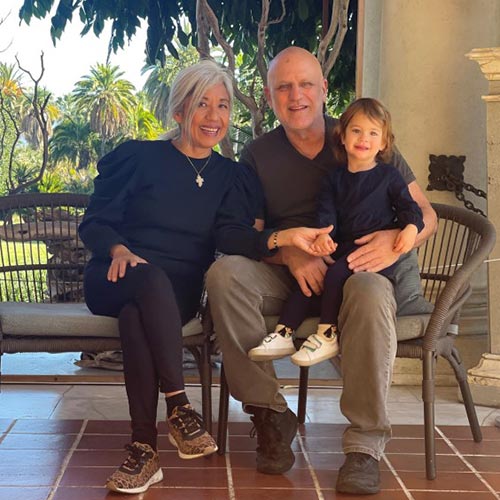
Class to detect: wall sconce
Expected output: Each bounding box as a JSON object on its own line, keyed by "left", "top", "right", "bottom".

{"left": 427, "top": 154, "right": 465, "bottom": 192}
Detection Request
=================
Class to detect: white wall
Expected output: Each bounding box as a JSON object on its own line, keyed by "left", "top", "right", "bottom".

{"left": 360, "top": 0, "right": 500, "bottom": 210}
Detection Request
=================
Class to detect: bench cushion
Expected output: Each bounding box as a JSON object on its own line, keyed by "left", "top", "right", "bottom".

{"left": 0, "top": 302, "right": 203, "bottom": 338}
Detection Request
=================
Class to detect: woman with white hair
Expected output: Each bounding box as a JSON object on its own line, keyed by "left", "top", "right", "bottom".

{"left": 80, "top": 59, "right": 329, "bottom": 494}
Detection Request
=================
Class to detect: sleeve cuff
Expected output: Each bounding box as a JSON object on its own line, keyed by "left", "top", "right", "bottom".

{"left": 255, "top": 229, "right": 279, "bottom": 258}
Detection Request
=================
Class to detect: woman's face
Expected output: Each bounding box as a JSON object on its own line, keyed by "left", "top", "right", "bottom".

{"left": 175, "top": 82, "right": 231, "bottom": 157}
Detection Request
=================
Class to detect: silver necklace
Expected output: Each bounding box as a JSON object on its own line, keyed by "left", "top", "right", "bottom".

{"left": 184, "top": 152, "right": 212, "bottom": 188}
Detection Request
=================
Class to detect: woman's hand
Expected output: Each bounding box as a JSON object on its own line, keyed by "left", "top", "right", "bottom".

{"left": 271, "top": 226, "right": 334, "bottom": 256}
{"left": 107, "top": 244, "right": 148, "bottom": 282}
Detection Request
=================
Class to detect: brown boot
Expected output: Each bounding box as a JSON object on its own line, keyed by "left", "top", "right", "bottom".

{"left": 250, "top": 407, "right": 298, "bottom": 474}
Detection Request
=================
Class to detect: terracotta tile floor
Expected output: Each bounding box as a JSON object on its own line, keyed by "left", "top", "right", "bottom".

{"left": 1, "top": 389, "right": 500, "bottom": 500}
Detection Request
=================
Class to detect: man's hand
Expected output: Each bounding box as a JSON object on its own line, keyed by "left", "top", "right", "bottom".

{"left": 108, "top": 244, "right": 148, "bottom": 282}
{"left": 348, "top": 229, "right": 400, "bottom": 273}
{"left": 281, "top": 246, "right": 329, "bottom": 297}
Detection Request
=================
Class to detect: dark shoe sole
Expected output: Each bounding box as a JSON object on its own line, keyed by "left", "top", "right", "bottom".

{"left": 257, "top": 448, "right": 295, "bottom": 474}
{"left": 336, "top": 481, "right": 380, "bottom": 495}
{"left": 106, "top": 468, "right": 163, "bottom": 494}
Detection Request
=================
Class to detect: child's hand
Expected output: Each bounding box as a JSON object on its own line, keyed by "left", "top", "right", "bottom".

{"left": 393, "top": 224, "right": 418, "bottom": 254}
{"left": 275, "top": 225, "right": 334, "bottom": 256}
{"left": 311, "top": 233, "right": 337, "bottom": 255}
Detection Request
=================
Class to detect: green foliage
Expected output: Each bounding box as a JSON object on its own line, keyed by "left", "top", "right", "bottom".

{"left": 19, "top": 0, "right": 187, "bottom": 63}
{"left": 37, "top": 170, "right": 65, "bottom": 192}
{"left": 0, "top": 118, "right": 15, "bottom": 195}
{"left": 129, "top": 102, "right": 165, "bottom": 140}
{"left": 0, "top": 63, "right": 24, "bottom": 98}
{"left": 10, "top": 145, "right": 43, "bottom": 189}
{"left": 18, "top": 1, "right": 356, "bottom": 93}
{"left": 142, "top": 44, "right": 199, "bottom": 127}
{"left": 72, "top": 63, "right": 137, "bottom": 142}
{"left": 17, "top": 0, "right": 357, "bottom": 161}
{"left": 13, "top": 1, "right": 357, "bottom": 192}
{"left": 49, "top": 116, "right": 100, "bottom": 170}
{"left": 60, "top": 165, "right": 96, "bottom": 194}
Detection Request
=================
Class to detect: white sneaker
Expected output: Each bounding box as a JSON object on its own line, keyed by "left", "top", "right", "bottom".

{"left": 248, "top": 332, "right": 296, "bottom": 361}
{"left": 291, "top": 331, "right": 339, "bottom": 367}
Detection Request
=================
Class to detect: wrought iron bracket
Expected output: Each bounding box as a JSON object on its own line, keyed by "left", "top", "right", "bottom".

{"left": 427, "top": 154, "right": 465, "bottom": 192}
{"left": 426, "top": 154, "right": 486, "bottom": 217}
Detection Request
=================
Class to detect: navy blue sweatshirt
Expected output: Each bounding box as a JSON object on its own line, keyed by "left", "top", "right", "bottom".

{"left": 317, "top": 162, "right": 424, "bottom": 242}
{"left": 79, "top": 140, "right": 275, "bottom": 294}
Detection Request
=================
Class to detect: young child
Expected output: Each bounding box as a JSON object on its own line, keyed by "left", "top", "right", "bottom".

{"left": 248, "top": 97, "right": 425, "bottom": 367}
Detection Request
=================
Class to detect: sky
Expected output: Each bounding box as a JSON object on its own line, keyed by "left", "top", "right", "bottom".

{"left": 0, "top": 0, "right": 150, "bottom": 97}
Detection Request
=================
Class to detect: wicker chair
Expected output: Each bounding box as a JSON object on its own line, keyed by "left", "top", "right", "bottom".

{"left": 216, "top": 202, "right": 496, "bottom": 479}
{"left": 0, "top": 192, "right": 214, "bottom": 430}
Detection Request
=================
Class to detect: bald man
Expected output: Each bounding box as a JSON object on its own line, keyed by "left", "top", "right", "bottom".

{"left": 206, "top": 47, "right": 436, "bottom": 495}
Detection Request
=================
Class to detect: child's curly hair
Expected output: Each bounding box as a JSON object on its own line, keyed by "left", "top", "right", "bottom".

{"left": 332, "top": 97, "right": 395, "bottom": 164}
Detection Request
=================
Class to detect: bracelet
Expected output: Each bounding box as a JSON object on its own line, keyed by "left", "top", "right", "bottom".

{"left": 272, "top": 231, "right": 279, "bottom": 249}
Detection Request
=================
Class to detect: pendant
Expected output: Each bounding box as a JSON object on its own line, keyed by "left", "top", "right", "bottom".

{"left": 196, "top": 174, "right": 204, "bottom": 187}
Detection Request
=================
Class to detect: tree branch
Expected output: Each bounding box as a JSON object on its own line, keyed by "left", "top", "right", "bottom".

{"left": 323, "top": 0, "right": 350, "bottom": 77}
{"left": 197, "top": 0, "right": 235, "bottom": 71}
{"left": 195, "top": 0, "right": 211, "bottom": 59}
{"left": 196, "top": 0, "right": 266, "bottom": 140}
{"left": 0, "top": 91, "right": 22, "bottom": 192}
{"left": 12, "top": 53, "right": 51, "bottom": 194}
{"left": 257, "top": 0, "right": 286, "bottom": 84}
{"left": 317, "top": 0, "right": 350, "bottom": 78}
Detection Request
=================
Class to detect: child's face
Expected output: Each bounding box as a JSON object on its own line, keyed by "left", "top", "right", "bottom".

{"left": 342, "top": 112, "right": 387, "bottom": 167}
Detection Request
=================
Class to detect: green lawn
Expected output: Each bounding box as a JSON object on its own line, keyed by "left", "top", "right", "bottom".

{"left": 0, "top": 239, "right": 49, "bottom": 302}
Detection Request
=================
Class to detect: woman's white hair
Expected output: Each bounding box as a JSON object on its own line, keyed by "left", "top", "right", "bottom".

{"left": 165, "top": 59, "right": 233, "bottom": 143}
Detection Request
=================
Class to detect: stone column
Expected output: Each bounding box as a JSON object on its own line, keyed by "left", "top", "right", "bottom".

{"left": 466, "top": 47, "right": 500, "bottom": 407}
{"left": 359, "top": 0, "right": 500, "bottom": 383}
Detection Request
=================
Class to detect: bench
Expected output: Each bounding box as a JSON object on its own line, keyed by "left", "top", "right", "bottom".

{"left": 0, "top": 192, "right": 213, "bottom": 429}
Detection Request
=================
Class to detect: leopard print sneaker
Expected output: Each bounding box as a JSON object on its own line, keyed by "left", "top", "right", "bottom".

{"left": 167, "top": 404, "right": 218, "bottom": 459}
{"left": 106, "top": 441, "right": 163, "bottom": 494}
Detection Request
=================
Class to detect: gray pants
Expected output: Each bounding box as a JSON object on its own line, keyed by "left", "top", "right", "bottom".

{"left": 206, "top": 254, "right": 422, "bottom": 460}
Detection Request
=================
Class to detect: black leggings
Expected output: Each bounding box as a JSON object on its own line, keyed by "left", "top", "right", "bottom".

{"left": 84, "top": 260, "right": 195, "bottom": 447}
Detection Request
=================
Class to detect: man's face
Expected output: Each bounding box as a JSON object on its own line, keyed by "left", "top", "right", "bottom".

{"left": 265, "top": 51, "right": 327, "bottom": 134}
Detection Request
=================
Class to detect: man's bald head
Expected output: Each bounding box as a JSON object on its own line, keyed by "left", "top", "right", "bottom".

{"left": 268, "top": 46, "right": 323, "bottom": 82}
{"left": 265, "top": 46, "right": 327, "bottom": 136}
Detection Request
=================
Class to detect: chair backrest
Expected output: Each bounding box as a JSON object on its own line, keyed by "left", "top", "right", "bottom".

{"left": 416, "top": 203, "right": 496, "bottom": 347}
{"left": 0, "top": 193, "right": 90, "bottom": 303}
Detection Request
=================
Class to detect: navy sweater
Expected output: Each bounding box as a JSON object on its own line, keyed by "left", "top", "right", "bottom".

{"left": 79, "top": 140, "right": 274, "bottom": 294}
{"left": 318, "top": 162, "right": 424, "bottom": 242}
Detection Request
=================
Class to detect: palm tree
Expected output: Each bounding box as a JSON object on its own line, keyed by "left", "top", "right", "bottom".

{"left": 142, "top": 65, "right": 171, "bottom": 129}
{"left": 142, "top": 45, "right": 199, "bottom": 128}
{"left": 20, "top": 87, "right": 59, "bottom": 148}
{"left": 0, "top": 63, "right": 23, "bottom": 100}
{"left": 131, "top": 101, "right": 164, "bottom": 140}
{"left": 72, "top": 64, "right": 137, "bottom": 146}
{"left": 49, "top": 116, "right": 99, "bottom": 170}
